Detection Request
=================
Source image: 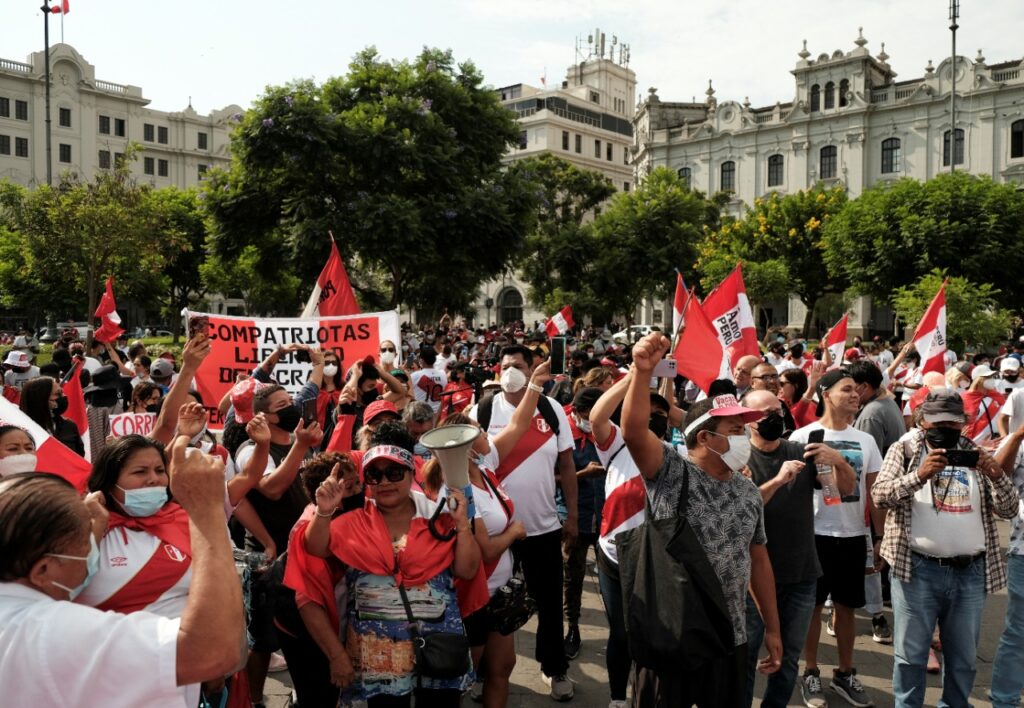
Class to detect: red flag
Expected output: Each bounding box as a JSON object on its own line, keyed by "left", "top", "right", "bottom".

{"left": 93, "top": 277, "right": 124, "bottom": 343}
{"left": 672, "top": 279, "right": 731, "bottom": 393}
{"left": 911, "top": 282, "right": 947, "bottom": 375}
{"left": 50, "top": 0, "right": 69, "bottom": 12}
{"left": 62, "top": 362, "right": 91, "bottom": 462}
{"left": 825, "top": 314, "right": 849, "bottom": 370}
{"left": 672, "top": 272, "right": 687, "bottom": 336}
{"left": 302, "top": 236, "right": 360, "bottom": 318}
{"left": 0, "top": 395, "right": 90, "bottom": 491}
{"left": 702, "top": 264, "right": 760, "bottom": 369}
{"left": 544, "top": 306, "right": 574, "bottom": 338}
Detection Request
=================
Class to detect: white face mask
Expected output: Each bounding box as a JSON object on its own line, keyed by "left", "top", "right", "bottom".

{"left": 499, "top": 367, "right": 527, "bottom": 394}
{"left": 0, "top": 453, "right": 37, "bottom": 477}
{"left": 515, "top": 338, "right": 525, "bottom": 345}
{"left": 707, "top": 432, "right": 751, "bottom": 472}
{"left": 323, "top": 364, "right": 339, "bottom": 378}
{"left": 983, "top": 378, "right": 998, "bottom": 391}
{"left": 575, "top": 416, "right": 592, "bottom": 433}
{"left": 380, "top": 351, "right": 396, "bottom": 366}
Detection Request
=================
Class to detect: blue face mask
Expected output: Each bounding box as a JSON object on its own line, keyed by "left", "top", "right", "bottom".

{"left": 413, "top": 442, "right": 433, "bottom": 460}
{"left": 48, "top": 534, "right": 100, "bottom": 600}
{"left": 470, "top": 451, "right": 487, "bottom": 468}
{"left": 117, "top": 484, "right": 168, "bottom": 517}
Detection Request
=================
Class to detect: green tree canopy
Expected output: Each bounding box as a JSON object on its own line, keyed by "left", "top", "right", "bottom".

{"left": 202, "top": 47, "right": 537, "bottom": 316}
{"left": 823, "top": 172, "right": 1024, "bottom": 311}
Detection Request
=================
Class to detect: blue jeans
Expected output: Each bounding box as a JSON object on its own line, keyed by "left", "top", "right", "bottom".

{"left": 744, "top": 578, "right": 818, "bottom": 708}
{"left": 991, "top": 554, "right": 1024, "bottom": 708}
{"left": 891, "top": 553, "right": 987, "bottom": 708}
{"left": 597, "top": 564, "right": 630, "bottom": 702}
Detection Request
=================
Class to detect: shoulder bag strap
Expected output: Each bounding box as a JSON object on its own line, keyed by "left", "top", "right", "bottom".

{"left": 481, "top": 471, "right": 512, "bottom": 521}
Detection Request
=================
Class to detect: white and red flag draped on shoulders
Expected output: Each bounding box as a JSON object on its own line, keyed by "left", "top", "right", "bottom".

{"left": 62, "top": 362, "right": 91, "bottom": 462}
{"left": 544, "top": 306, "right": 574, "bottom": 338}
{"left": 911, "top": 282, "right": 948, "bottom": 375}
{"left": 672, "top": 277, "right": 731, "bottom": 393}
{"left": 93, "top": 277, "right": 124, "bottom": 343}
{"left": 302, "top": 234, "right": 360, "bottom": 318}
{"left": 825, "top": 314, "right": 849, "bottom": 370}
{"left": 701, "top": 264, "right": 760, "bottom": 368}
{"left": 0, "top": 396, "right": 91, "bottom": 491}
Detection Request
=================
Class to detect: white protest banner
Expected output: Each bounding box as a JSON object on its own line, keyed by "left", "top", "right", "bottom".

{"left": 109, "top": 412, "right": 157, "bottom": 438}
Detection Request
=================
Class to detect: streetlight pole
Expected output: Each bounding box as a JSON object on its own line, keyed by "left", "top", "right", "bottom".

{"left": 41, "top": 2, "right": 53, "bottom": 186}
{"left": 949, "top": 0, "right": 959, "bottom": 172}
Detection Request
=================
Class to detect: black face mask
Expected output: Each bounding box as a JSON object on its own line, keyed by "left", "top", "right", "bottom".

{"left": 362, "top": 389, "right": 380, "bottom": 406}
{"left": 925, "top": 426, "right": 961, "bottom": 451}
{"left": 52, "top": 395, "right": 69, "bottom": 417}
{"left": 273, "top": 404, "right": 301, "bottom": 433}
{"left": 341, "top": 491, "right": 365, "bottom": 512}
{"left": 648, "top": 414, "right": 669, "bottom": 440}
{"left": 1005, "top": 374, "right": 1019, "bottom": 383}
{"left": 146, "top": 404, "right": 160, "bottom": 414}
{"left": 755, "top": 412, "right": 786, "bottom": 442}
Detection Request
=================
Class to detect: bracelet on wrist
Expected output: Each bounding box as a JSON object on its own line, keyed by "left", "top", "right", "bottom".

{"left": 315, "top": 507, "right": 336, "bottom": 519}
{"left": 527, "top": 382, "right": 544, "bottom": 394}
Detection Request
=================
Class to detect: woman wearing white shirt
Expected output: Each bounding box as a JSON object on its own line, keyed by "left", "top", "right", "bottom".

{"left": 0, "top": 438, "right": 243, "bottom": 707}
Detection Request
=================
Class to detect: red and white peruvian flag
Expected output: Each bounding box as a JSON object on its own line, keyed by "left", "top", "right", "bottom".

{"left": 50, "top": 0, "right": 69, "bottom": 13}
{"left": 0, "top": 395, "right": 91, "bottom": 491}
{"left": 545, "top": 306, "right": 574, "bottom": 338}
{"left": 825, "top": 314, "right": 849, "bottom": 370}
{"left": 672, "top": 278, "right": 731, "bottom": 393}
{"left": 93, "top": 276, "right": 124, "bottom": 343}
{"left": 702, "top": 264, "right": 760, "bottom": 369}
{"left": 302, "top": 235, "right": 360, "bottom": 318}
{"left": 911, "top": 282, "right": 947, "bottom": 375}
{"left": 62, "top": 362, "right": 91, "bottom": 462}
{"left": 672, "top": 272, "right": 687, "bottom": 336}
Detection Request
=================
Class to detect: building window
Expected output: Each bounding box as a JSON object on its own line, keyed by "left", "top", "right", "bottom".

{"left": 575, "top": 134, "right": 581, "bottom": 154}
{"left": 198, "top": 164, "right": 208, "bottom": 180}
{"left": 144, "top": 156, "right": 155, "bottom": 175}
{"left": 561, "top": 130, "right": 569, "bottom": 150}
{"left": 59, "top": 107, "right": 71, "bottom": 128}
{"left": 590, "top": 91, "right": 600, "bottom": 103}
{"left": 15, "top": 137, "right": 28, "bottom": 157}
{"left": 114, "top": 152, "right": 124, "bottom": 167}
{"left": 824, "top": 82, "right": 835, "bottom": 110}
{"left": 606, "top": 142, "right": 613, "bottom": 161}
{"left": 98, "top": 150, "right": 110, "bottom": 169}
{"left": 1011, "top": 119, "right": 1024, "bottom": 159}
{"left": 143, "top": 123, "right": 155, "bottom": 142}
{"left": 0, "top": 135, "right": 9, "bottom": 155}
{"left": 720, "top": 161, "right": 736, "bottom": 192}
{"left": 677, "top": 166, "right": 691, "bottom": 188}
{"left": 15, "top": 100, "right": 28, "bottom": 121}
{"left": 517, "top": 130, "right": 527, "bottom": 149}
{"left": 820, "top": 145, "right": 837, "bottom": 179}
{"left": 198, "top": 132, "right": 208, "bottom": 150}
{"left": 810, "top": 84, "right": 820, "bottom": 112}
{"left": 943, "top": 128, "right": 964, "bottom": 166}
{"left": 623, "top": 181, "right": 631, "bottom": 192}
{"left": 594, "top": 139, "right": 601, "bottom": 158}
{"left": 767, "top": 154, "right": 784, "bottom": 187}
{"left": 58, "top": 143, "right": 71, "bottom": 163}
{"left": 158, "top": 159, "right": 169, "bottom": 177}
{"left": 839, "top": 79, "right": 849, "bottom": 108}
{"left": 881, "top": 137, "right": 901, "bottom": 173}
{"left": 498, "top": 287, "right": 524, "bottom": 325}
{"left": 624, "top": 147, "right": 629, "bottom": 165}
{"left": 0, "top": 97, "right": 8, "bottom": 118}
{"left": 99, "top": 115, "right": 110, "bottom": 134}
{"left": 114, "top": 118, "right": 126, "bottom": 137}
{"left": 158, "top": 126, "right": 168, "bottom": 145}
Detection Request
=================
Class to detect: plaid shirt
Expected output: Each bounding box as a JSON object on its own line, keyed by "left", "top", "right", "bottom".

{"left": 871, "top": 429, "right": 1019, "bottom": 593}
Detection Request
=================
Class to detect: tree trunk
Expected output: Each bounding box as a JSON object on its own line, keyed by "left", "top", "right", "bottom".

{"left": 85, "top": 273, "right": 98, "bottom": 347}
{"left": 801, "top": 297, "right": 817, "bottom": 340}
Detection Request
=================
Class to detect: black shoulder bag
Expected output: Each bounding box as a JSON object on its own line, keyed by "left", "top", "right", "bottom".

{"left": 396, "top": 581, "right": 471, "bottom": 682}
{"left": 479, "top": 473, "right": 536, "bottom": 635}
{"left": 616, "top": 462, "right": 735, "bottom": 674}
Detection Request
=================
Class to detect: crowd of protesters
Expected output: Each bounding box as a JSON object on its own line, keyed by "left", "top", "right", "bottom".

{"left": 1, "top": 316, "right": 1024, "bottom": 708}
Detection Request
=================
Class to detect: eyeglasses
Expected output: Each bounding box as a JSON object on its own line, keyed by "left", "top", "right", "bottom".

{"left": 752, "top": 374, "right": 780, "bottom": 381}
{"left": 380, "top": 347, "right": 396, "bottom": 353}
{"left": 364, "top": 464, "right": 409, "bottom": 485}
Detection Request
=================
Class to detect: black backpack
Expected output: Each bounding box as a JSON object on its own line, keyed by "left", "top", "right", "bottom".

{"left": 476, "top": 391, "right": 560, "bottom": 437}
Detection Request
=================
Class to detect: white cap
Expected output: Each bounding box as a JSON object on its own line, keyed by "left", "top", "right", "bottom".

{"left": 1001, "top": 358, "right": 1021, "bottom": 372}
{"left": 971, "top": 364, "right": 997, "bottom": 380}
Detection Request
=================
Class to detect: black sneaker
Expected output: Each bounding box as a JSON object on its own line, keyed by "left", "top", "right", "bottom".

{"left": 800, "top": 668, "right": 827, "bottom": 708}
{"left": 830, "top": 668, "right": 873, "bottom": 707}
{"left": 563, "top": 624, "right": 581, "bottom": 660}
{"left": 871, "top": 613, "right": 892, "bottom": 644}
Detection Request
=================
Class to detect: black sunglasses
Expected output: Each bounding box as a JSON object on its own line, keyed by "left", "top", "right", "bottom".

{"left": 364, "top": 464, "right": 409, "bottom": 485}
{"left": 380, "top": 347, "right": 397, "bottom": 353}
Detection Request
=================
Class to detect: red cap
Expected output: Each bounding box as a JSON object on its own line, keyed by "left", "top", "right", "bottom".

{"left": 844, "top": 347, "right": 862, "bottom": 361}
{"left": 230, "top": 378, "right": 268, "bottom": 424}
{"left": 363, "top": 400, "right": 399, "bottom": 425}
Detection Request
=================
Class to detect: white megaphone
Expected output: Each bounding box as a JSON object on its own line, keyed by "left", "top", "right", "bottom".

{"left": 419, "top": 424, "right": 478, "bottom": 527}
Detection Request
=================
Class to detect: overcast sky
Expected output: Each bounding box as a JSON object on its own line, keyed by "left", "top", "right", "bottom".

{"left": 3, "top": 0, "right": 1021, "bottom": 114}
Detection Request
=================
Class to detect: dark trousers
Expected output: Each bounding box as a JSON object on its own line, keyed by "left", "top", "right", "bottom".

{"left": 563, "top": 532, "right": 597, "bottom": 626}
{"left": 513, "top": 528, "right": 569, "bottom": 677}
{"left": 276, "top": 626, "right": 339, "bottom": 708}
{"left": 598, "top": 559, "right": 631, "bottom": 701}
{"left": 632, "top": 644, "right": 747, "bottom": 708}
{"left": 367, "top": 689, "right": 461, "bottom": 707}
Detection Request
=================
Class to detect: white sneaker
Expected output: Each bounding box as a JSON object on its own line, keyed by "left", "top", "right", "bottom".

{"left": 267, "top": 651, "right": 288, "bottom": 673}
{"left": 541, "top": 671, "right": 575, "bottom": 701}
{"left": 469, "top": 679, "right": 484, "bottom": 703}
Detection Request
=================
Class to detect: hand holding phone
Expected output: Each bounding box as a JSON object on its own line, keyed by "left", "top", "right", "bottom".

{"left": 301, "top": 398, "right": 318, "bottom": 426}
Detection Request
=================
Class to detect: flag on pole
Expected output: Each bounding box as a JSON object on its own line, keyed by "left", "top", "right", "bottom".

{"left": 701, "top": 264, "right": 761, "bottom": 369}
{"left": 302, "top": 235, "right": 360, "bottom": 318}
{"left": 544, "top": 306, "right": 574, "bottom": 338}
{"left": 672, "top": 272, "right": 687, "bottom": 336}
{"left": 825, "top": 314, "right": 849, "bottom": 370}
{"left": 911, "top": 282, "right": 948, "bottom": 375}
{"left": 0, "top": 395, "right": 91, "bottom": 491}
{"left": 50, "top": 0, "right": 69, "bottom": 13}
{"left": 93, "top": 277, "right": 124, "bottom": 343}
{"left": 672, "top": 279, "right": 731, "bottom": 393}
{"left": 62, "top": 362, "right": 91, "bottom": 463}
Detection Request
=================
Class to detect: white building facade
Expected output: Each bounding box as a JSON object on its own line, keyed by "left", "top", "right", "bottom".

{"left": 472, "top": 31, "right": 637, "bottom": 329}
{"left": 0, "top": 44, "right": 240, "bottom": 190}
{"left": 632, "top": 30, "right": 1024, "bottom": 337}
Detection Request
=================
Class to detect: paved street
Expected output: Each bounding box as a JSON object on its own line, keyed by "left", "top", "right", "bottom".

{"left": 265, "top": 524, "right": 1018, "bottom": 707}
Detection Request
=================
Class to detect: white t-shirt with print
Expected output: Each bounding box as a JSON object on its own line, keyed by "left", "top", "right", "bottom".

{"left": 908, "top": 457, "right": 985, "bottom": 558}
